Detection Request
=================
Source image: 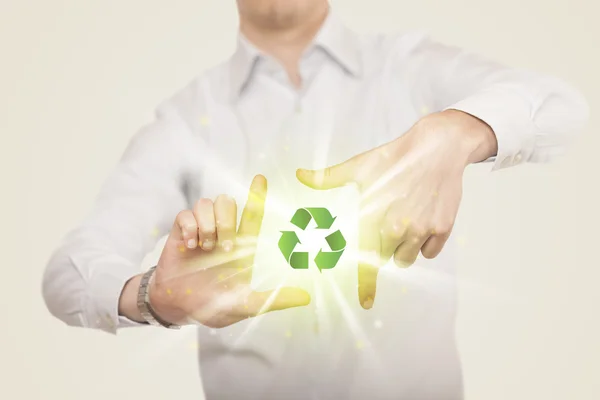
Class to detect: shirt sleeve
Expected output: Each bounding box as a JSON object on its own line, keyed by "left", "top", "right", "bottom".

{"left": 394, "top": 33, "right": 590, "bottom": 170}
{"left": 42, "top": 105, "right": 196, "bottom": 334}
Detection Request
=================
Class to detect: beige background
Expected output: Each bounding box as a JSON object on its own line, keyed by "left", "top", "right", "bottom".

{"left": 1, "top": 0, "right": 599, "bottom": 398}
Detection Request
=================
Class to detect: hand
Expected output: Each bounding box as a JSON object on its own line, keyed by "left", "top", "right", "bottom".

{"left": 296, "top": 110, "right": 497, "bottom": 309}
{"left": 119, "top": 175, "right": 311, "bottom": 328}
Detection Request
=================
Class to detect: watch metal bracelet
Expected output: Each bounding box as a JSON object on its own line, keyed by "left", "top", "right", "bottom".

{"left": 137, "top": 266, "right": 181, "bottom": 329}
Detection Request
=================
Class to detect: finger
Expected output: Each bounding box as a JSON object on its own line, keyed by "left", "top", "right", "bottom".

{"left": 358, "top": 219, "right": 382, "bottom": 310}
{"left": 193, "top": 198, "right": 217, "bottom": 251}
{"left": 238, "top": 175, "right": 267, "bottom": 238}
{"left": 296, "top": 155, "right": 360, "bottom": 190}
{"left": 379, "top": 208, "right": 410, "bottom": 261}
{"left": 421, "top": 231, "right": 451, "bottom": 259}
{"left": 238, "top": 287, "right": 311, "bottom": 316}
{"left": 214, "top": 194, "right": 237, "bottom": 252}
{"left": 358, "top": 263, "right": 380, "bottom": 310}
{"left": 172, "top": 210, "right": 199, "bottom": 249}
{"left": 393, "top": 229, "right": 429, "bottom": 267}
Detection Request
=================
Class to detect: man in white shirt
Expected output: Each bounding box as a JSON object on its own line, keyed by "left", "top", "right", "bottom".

{"left": 42, "top": 1, "right": 589, "bottom": 399}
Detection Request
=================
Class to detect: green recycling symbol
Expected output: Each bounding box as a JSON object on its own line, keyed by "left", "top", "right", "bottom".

{"left": 278, "top": 208, "right": 346, "bottom": 272}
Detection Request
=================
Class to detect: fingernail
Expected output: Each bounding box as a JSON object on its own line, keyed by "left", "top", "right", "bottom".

{"left": 187, "top": 238, "right": 197, "bottom": 249}
{"left": 202, "top": 240, "right": 214, "bottom": 250}
{"left": 362, "top": 297, "right": 374, "bottom": 309}
{"left": 222, "top": 240, "right": 233, "bottom": 252}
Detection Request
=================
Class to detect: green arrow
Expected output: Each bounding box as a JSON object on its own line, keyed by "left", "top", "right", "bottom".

{"left": 314, "top": 230, "right": 347, "bottom": 272}
{"left": 290, "top": 252, "right": 309, "bottom": 269}
{"left": 278, "top": 231, "right": 301, "bottom": 262}
{"left": 325, "top": 230, "right": 346, "bottom": 251}
{"left": 290, "top": 209, "right": 312, "bottom": 230}
{"left": 306, "top": 208, "right": 336, "bottom": 229}
{"left": 314, "top": 249, "right": 344, "bottom": 272}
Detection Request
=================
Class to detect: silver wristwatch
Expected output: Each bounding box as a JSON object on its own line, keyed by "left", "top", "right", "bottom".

{"left": 137, "top": 266, "right": 180, "bottom": 329}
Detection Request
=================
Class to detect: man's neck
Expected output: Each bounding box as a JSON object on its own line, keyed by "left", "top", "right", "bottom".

{"left": 239, "top": 6, "right": 329, "bottom": 88}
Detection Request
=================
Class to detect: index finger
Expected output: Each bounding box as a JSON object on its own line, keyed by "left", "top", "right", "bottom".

{"left": 358, "top": 219, "right": 382, "bottom": 309}
{"left": 237, "top": 174, "right": 267, "bottom": 238}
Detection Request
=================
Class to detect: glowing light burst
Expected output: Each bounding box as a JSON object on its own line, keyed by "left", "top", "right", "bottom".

{"left": 124, "top": 130, "right": 528, "bottom": 374}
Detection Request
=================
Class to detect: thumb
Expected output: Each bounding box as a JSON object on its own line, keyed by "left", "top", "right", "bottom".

{"left": 296, "top": 157, "right": 358, "bottom": 190}
{"left": 244, "top": 287, "right": 311, "bottom": 316}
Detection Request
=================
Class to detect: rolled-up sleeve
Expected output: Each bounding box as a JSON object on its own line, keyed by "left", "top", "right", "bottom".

{"left": 42, "top": 106, "right": 195, "bottom": 334}
{"left": 395, "top": 33, "right": 590, "bottom": 170}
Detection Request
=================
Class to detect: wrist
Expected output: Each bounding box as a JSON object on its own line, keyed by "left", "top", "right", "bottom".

{"left": 147, "top": 273, "right": 187, "bottom": 326}
{"left": 118, "top": 273, "right": 146, "bottom": 323}
{"left": 440, "top": 109, "right": 498, "bottom": 165}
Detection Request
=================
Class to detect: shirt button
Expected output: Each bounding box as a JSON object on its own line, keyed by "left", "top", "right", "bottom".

{"left": 514, "top": 152, "right": 523, "bottom": 163}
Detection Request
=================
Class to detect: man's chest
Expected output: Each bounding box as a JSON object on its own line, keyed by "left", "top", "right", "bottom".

{"left": 190, "top": 68, "right": 458, "bottom": 381}
{"left": 198, "top": 70, "right": 423, "bottom": 201}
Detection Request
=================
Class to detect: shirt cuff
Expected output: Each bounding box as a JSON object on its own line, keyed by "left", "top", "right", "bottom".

{"left": 85, "top": 255, "right": 147, "bottom": 334}
{"left": 445, "top": 88, "right": 537, "bottom": 171}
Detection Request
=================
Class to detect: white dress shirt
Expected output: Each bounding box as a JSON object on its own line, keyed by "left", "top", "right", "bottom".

{"left": 42, "top": 10, "right": 588, "bottom": 400}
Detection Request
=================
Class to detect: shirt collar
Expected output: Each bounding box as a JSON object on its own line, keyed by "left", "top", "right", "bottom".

{"left": 229, "top": 10, "right": 362, "bottom": 101}
{"left": 312, "top": 11, "right": 362, "bottom": 77}
{"left": 229, "top": 34, "right": 262, "bottom": 99}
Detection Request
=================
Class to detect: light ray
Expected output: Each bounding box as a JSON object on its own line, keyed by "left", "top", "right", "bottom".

{"left": 322, "top": 274, "right": 388, "bottom": 374}
{"left": 230, "top": 272, "right": 291, "bottom": 348}
{"left": 164, "top": 247, "right": 258, "bottom": 279}
{"left": 313, "top": 265, "right": 331, "bottom": 334}
{"left": 359, "top": 150, "right": 422, "bottom": 201}
{"left": 324, "top": 274, "right": 369, "bottom": 344}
